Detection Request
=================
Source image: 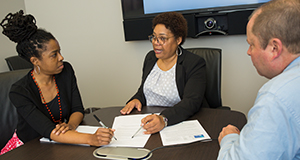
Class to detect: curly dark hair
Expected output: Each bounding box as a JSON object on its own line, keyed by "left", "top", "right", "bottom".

{"left": 152, "top": 12, "right": 187, "bottom": 46}
{"left": 0, "top": 10, "right": 55, "bottom": 62}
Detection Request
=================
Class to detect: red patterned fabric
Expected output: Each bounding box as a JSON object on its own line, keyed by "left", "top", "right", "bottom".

{"left": 0, "top": 131, "right": 23, "bottom": 155}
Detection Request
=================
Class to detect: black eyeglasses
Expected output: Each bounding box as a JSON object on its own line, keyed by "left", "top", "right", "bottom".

{"left": 148, "top": 35, "right": 175, "bottom": 45}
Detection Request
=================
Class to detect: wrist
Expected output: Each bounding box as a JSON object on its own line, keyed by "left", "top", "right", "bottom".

{"left": 67, "top": 123, "right": 77, "bottom": 130}
{"left": 160, "top": 115, "right": 168, "bottom": 127}
{"left": 87, "top": 134, "right": 94, "bottom": 146}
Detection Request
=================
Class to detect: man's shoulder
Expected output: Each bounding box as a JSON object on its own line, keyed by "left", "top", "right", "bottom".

{"left": 262, "top": 65, "right": 300, "bottom": 94}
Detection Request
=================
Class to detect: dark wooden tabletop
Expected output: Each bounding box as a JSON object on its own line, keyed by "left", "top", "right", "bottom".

{"left": 0, "top": 106, "right": 247, "bottom": 160}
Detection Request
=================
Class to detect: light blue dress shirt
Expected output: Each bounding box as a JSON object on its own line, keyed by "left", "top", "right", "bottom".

{"left": 218, "top": 56, "right": 300, "bottom": 160}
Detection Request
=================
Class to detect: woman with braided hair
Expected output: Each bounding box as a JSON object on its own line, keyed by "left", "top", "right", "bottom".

{"left": 0, "top": 10, "right": 114, "bottom": 154}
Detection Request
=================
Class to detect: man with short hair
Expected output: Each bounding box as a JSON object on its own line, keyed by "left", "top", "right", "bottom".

{"left": 217, "top": 0, "right": 300, "bottom": 159}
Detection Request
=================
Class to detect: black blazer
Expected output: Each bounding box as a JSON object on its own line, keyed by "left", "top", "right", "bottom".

{"left": 9, "top": 62, "right": 84, "bottom": 143}
{"left": 128, "top": 47, "right": 206, "bottom": 125}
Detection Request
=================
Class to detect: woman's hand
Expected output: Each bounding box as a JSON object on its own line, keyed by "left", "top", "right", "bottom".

{"left": 52, "top": 112, "right": 84, "bottom": 136}
{"left": 52, "top": 122, "right": 76, "bottom": 136}
{"left": 141, "top": 114, "right": 165, "bottom": 134}
{"left": 120, "top": 99, "right": 142, "bottom": 114}
{"left": 88, "top": 128, "right": 115, "bottom": 146}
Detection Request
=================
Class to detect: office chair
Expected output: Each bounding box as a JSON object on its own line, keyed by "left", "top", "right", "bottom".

{"left": 0, "top": 69, "right": 29, "bottom": 150}
{"left": 5, "top": 56, "right": 33, "bottom": 71}
{"left": 84, "top": 107, "right": 100, "bottom": 114}
{"left": 186, "top": 48, "right": 229, "bottom": 109}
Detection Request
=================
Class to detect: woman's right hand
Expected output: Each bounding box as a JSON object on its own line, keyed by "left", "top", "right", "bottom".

{"left": 120, "top": 99, "right": 142, "bottom": 114}
{"left": 89, "top": 128, "right": 115, "bottom": 146}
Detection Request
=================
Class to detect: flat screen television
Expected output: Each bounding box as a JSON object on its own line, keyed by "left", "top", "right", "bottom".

{"left": 122, "top": 0, "right": 269, "bottom": 20}
{"left": 121, "top": 0, "right": 270, "bottom": 41}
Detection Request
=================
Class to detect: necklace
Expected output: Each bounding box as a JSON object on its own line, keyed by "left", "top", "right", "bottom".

{"left": 31, "top": 70, "right": 62, "bottom": 123}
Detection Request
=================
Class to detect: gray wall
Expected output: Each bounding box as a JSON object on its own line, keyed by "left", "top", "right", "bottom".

{"left": 0, "top": 0, "right": 268, "bottom": 116}
{"left": 0, "top": 0, "right": 25, "bottom": 70}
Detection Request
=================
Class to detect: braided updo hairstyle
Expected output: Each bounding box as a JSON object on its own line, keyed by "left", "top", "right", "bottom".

{"left": 0, "top": 10, "right": 55, "bottom": 62}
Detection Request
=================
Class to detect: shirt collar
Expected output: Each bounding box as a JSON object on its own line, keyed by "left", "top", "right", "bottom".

{"left": 284, "top": 56, "right": 300, "bottom": 72}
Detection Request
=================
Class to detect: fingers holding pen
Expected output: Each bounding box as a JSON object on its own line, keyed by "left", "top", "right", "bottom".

{"left": 91, "top": 128, "right": 115, "bottom": 146}
{"left": 98, "top": 127, "right": 115, "bottom": 138}
{"left": 141, "top": 114, "right": 153, "bottom": 125}
{"left": 142, "top": 114, "right": 164, "bottom": 134}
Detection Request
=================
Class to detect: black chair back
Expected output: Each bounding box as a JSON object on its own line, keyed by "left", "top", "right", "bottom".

{"left": 0, "top": 69, "right": 29, "bottom": 150}
{"left": 186, "top": 48, "right": 223, "bottom": 108}
{"left": 5, "top": 56, "right": 33, "bottom": 71}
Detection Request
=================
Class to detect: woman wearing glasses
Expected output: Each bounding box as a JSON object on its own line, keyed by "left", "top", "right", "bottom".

{"left": 121, "top": 12, "right": 206, "bottom": 134}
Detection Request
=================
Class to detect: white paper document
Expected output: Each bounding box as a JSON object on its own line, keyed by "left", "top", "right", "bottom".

{"left": 159, "top": 120, "right": 211, "bottom": 146}
{"left": 106, "top": 114, "right": 152, "bottom": 148}
{"left": 76, "top": 125, "right": 99, "bottom": 134}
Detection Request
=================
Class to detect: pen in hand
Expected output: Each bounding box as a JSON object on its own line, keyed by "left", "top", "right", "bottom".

{"left": 132, "top": 113, "right": 154, "bottom": 138}
{"left": 131, "top": 123, "right": 147, "bottom": 138}
{"left": 93, "top": 114, "right": 117, "bottom": 140}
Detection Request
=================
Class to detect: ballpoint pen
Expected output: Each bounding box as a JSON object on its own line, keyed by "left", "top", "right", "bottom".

{"left": 131, "top": 113, "right": 154, "bottom": 138}
{"left": 131, "top": 121, "right": 150, "bottom": 138}
{"left": 131, "top": 124, "right": 144, "bottom": 138}
{"left": 93, "top": 114, "right": 117, "bottom": 140}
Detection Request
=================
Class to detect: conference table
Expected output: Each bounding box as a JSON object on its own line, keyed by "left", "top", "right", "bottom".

{"left": 0, "top": 106, "right": 247, "bottom": 160}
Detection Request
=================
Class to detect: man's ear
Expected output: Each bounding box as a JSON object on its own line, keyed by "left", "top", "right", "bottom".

{"left": 269, "top": 38, "right": 283, "bottom": 60}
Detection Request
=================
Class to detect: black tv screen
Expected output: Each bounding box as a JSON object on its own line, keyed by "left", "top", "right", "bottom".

{"left": 122, "top": 0, "right": 270, "bottom": 20}
{"left": 121, "top": 0, "right": 270, "bottom": 41}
